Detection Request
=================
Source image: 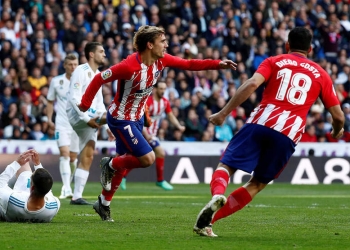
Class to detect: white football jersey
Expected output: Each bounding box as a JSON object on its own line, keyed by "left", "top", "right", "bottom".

{"left": 66, "top": 63, "right": 106, "bottom": 125}
{"left": 5, "top": 191, "right": 60, "bottom": 223}
{"left": 47, "top": 74, "right": 72, "bottom": 130}
{"left": 0, "top": 162, "right": 60, "bottom": 223}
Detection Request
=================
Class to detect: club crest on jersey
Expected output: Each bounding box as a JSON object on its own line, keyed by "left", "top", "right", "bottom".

{"left": 154, "top": 70, "right": 161, "bottom": 78}
{"left": 73, "top": 82, "right": 80, "bottom": 89}
{"left": 101, "top": 69, "right": 112, "bottom": 80}
{"left": 88, "top": 72, "right": 92, "bottom": 78}
{"left": 59, "top": 80, "right": 63, "bottom": 85}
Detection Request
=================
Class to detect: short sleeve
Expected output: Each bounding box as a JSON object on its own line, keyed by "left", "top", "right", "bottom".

{"left": 256, "top": 57, "right": 273, "bottom": 82}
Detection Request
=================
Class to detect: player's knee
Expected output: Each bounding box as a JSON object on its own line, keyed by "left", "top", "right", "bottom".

{"left": 246, "top": 177, "right": 267, "bottom": 193}
{"left": 155, "top": 148, "right": 165, "bottom": 158}
{"left": 141, "top": 152, "right": 155, "bottom": 167}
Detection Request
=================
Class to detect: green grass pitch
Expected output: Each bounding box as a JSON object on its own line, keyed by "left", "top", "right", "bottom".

{"left": 1, "top": 183, "right": 350, "bottom": 250}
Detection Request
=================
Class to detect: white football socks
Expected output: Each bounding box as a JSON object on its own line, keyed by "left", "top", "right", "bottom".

{"left": 72, "top": 168, "right": 89, "bottom": 200}
{"left": 59, "top": 156, "right": 71, "bottom": 191}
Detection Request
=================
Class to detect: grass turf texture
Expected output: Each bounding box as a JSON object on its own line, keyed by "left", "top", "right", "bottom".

{"left": 1, "top": 183, "right": 350, "bottom": 250}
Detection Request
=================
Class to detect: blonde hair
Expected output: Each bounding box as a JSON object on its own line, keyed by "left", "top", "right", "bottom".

{"left": 64, "top": 53, "right": 78, "bottom": 64}
{"left": 133, "top": 25, "right": 165, "bottom": 52}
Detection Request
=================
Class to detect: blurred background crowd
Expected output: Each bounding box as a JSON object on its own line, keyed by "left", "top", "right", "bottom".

{"left": 1, "top": 0, "right": 350, "bottom": 143}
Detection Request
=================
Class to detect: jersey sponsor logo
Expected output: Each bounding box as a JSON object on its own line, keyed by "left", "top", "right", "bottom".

{"left": 134, "top": 87, "right": 153, "bottom": 98}
{"left": 73, "top": 83, "right": 80, "bottom": 89}
{"left": 101, "top": 69, "right": 112, "bottom": 80}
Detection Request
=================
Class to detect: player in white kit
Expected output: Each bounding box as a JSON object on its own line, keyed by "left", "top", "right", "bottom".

{"left": 47, "top": 54, "right": 79, "bottom": 199}
{"left": 0, "top": 149, "right": 60, "bottom": 223}
{"left": 66, "top": 42, "right": 113, "bottom": 205}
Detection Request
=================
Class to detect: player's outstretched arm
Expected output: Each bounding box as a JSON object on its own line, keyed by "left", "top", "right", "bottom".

{"left": 163, "top": 53, "right": 237, "bottom": 71}
{"left": 210, "top": 73, "right": 265, "bottom": 126}
{"left": 328, "top": 105, "right": 345, "bottom": 139}
{"left": 218, "top": 60, "right": 237, "bottom": 70}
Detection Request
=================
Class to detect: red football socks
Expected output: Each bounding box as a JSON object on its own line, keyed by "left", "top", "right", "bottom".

{"left": 210, "top": 169, "right": 230, "bottom": 196}
{"left": 156, "top": 157, "right": 164, "bottom": 182}
{"left": 211, "top": 187, "right": 252, "bottom": 224}
{"left": 111, "top": 154, "right": 142, "bottom": 170}
{"left": 123, "top": 168, "right": 132, "bottom": 178}
{"left": 102, "top": 168, "right": 126, "bottom": 201}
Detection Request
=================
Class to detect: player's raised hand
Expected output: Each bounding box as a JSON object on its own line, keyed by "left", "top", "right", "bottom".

{"left": 178, "top": 125, "right": 186, "bottom": 132}
{"left": 209, "top": 112, "right": 226, "bottom": 126}
{"left": 331, "top": 127, "right": 344, "bottom": 139}
{"left": 31, "top": 149, "right": 41, "bottom": 166}
{"left": 16, "top": 150, "right": 33, "bottom": 166}
{"left": 87, "top": 117, "right": 101, "bottom": 128}
{"left": 77, "top": 103, "right": 88, "bottom": 112}
{"left": 219, "top": 60, "right": 237, "bottom": 70}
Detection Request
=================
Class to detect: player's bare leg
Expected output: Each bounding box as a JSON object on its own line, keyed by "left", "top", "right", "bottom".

{"left": 69, "top": 151, "right": 78, "bottom": 183}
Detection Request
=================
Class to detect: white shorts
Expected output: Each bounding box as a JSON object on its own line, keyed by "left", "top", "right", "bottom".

{"left": 55, "top": 129, "right": 79, "bottom": 153}
{"left": 67, "top": 107, "right": 102, "bottom": 152}
{"left": 71, "top": 120, "right": 98, "bottom": 152}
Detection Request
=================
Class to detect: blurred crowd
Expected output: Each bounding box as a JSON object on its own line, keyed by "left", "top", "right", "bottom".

{"left": 1, "top": 0, "right": 350, "bottom": 143}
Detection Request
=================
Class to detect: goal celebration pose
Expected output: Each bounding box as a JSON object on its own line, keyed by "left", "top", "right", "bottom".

{"left": 78, "top": 25, "right": 237, "bottom": 221}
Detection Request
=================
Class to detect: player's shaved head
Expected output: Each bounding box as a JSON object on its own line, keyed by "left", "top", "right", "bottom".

{"left": 288, "top": 27, "right": 312, "bottom": 52}
{"left": 133, "top": 25, "right": 165, "bottom": 52}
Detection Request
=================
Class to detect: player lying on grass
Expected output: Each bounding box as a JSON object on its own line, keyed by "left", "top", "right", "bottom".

{"left": 0, "top": 149, "right": 60, "bottom": 222}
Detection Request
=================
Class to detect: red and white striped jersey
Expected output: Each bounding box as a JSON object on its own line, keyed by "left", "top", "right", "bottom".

{"left": 247, "top": 53, "right": 339, "bottom": 144}
{"left": 80, "top": 52, "right": 220, "bottom": 121}
{"left": 146, "top": 95, "right": 172, "bottom": 136}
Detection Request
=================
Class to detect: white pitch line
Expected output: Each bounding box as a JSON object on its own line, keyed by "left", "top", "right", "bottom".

{"left": 81, "top": 196, "right": 202, "bottom": 199}
{"left": 260, "top": 195, "right": 350, "bottom": 198}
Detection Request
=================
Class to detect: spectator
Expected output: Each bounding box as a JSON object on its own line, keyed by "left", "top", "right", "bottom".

{"left": 184, "top": 108, "right": 205, "bottom": 141}
{"left": 27, "top": 66, "right": 48, "bottom": 91}
{"left": 0, "top": 86, "right": 17, "bottom": 113}
{"left": 300, "top": 125, "right": 318, "bottom": 142}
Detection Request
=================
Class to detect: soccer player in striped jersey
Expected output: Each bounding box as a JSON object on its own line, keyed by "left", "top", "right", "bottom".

{"left": 78, "top": 25, "right": 237, "bottom": 221}
{"left": 66, "top": 42, "right": 114, "bottom": 205}
{"left": 0, "top": 149, "right": 60, "bottom": 223}
{"left": 121, "top": 81, "right": 186, "bottom": 191}
{"left": 193, "top": 27, "right": 345, "bottom": 237}
{"left": 47, "top": 54, "right": 79, "bottom": 200}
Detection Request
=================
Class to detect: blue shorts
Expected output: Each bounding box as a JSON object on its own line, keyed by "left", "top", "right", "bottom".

{"left": 107, "top": 112, "right": 152, "bottom": 157}
{"left": 220, "top": 124, "right": 295, "bottom": 183}
{"left": 149, "top": 137, "right": 161, "bottom": 150}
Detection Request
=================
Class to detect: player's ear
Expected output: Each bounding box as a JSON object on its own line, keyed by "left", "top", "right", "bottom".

{"left": 285, "top": 42, "right": 290, "bottom": 52}
{"left": 147, "top": 42, "right": 153, "bottom": 50}
{"left": 307, "top": 46, "right": 312, "bottom": 54}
